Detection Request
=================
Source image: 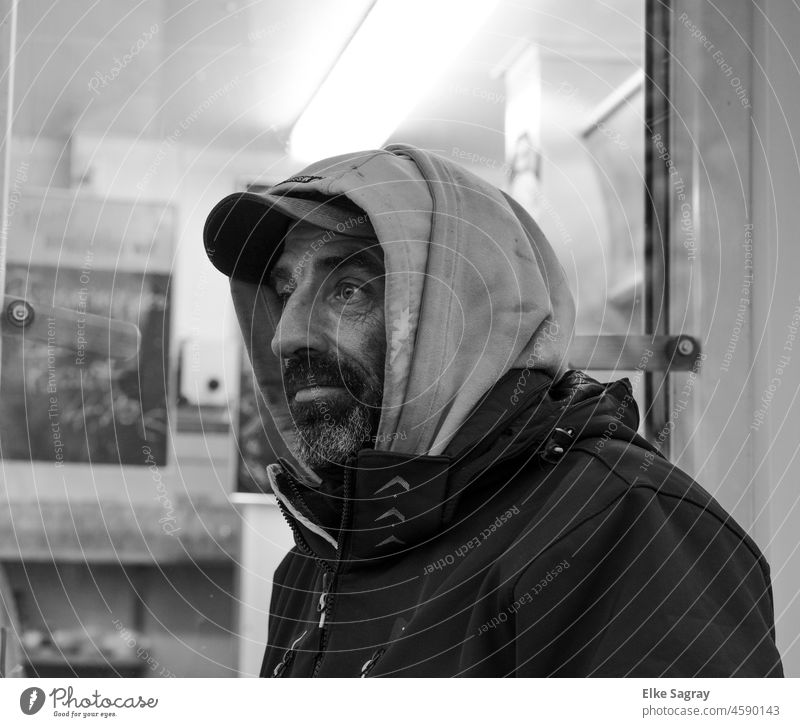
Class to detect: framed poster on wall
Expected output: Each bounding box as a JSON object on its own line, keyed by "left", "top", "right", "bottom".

{"left": 0, "top": 189, "right": 173, "bottom": 466}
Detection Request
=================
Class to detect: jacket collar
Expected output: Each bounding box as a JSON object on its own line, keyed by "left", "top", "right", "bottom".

{"left": 269, "top": 449, "right": 450, "bottom": 564}
{"left": 269, "top": 369, "right": 644, "bottom": 566}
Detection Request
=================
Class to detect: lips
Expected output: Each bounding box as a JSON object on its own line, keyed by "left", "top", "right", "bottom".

{"left": 282, "top": 354, "right": 373, "bottom": 407}
{"left": 286, "top": 381, "right": 347, "bottom": 398}
{"left": 293, "top": 385, "right": 347, "bottom": 403}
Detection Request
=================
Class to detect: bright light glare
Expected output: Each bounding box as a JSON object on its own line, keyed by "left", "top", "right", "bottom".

{"left": 289, "top": 0, "right": 500, "bottom": 163}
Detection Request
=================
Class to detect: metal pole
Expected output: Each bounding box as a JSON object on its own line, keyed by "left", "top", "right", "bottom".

{"left": 644, "top": 0, "right": 672, "bottom": 448}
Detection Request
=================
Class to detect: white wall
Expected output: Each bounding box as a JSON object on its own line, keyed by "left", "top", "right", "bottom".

{"left": 233, "top": 495, "right": 294, "bottom": 677}
{"left": 670, "top": 0, "right": 800, "bottom": 677}
{"left": 751, "top": 0, "right": 800, "bottom": 678}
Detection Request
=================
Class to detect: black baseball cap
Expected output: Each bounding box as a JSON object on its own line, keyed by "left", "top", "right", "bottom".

{"left": 203, "top": 190, "right": 375, "bottom": 283}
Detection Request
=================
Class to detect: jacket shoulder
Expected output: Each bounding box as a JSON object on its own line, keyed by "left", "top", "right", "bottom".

{"left": 508, "top": 473, "right": 780, "bottom": 675}
{"left": 574, "top": 436, "right": 767, "bottom": 568}
{"left": 499, "top": 440, "right": 781, "bottom": 675}
{"left": 499, "top": 436, "right": 771, "bottom": 592}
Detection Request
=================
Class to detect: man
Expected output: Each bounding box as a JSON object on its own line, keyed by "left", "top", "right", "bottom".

{"left": 204, "top": 144, "right": 783, "bottom": 677}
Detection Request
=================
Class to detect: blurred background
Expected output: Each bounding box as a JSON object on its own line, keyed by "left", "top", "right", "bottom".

{"left": 0, "top": 0, "right": 799, "bottom": 677}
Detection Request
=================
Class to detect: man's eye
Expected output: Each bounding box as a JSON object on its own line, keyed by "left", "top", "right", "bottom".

{"left": 276, "top": 289, "right": 293, "bottom": 306}
{"left": 336, "top": 282, "right": 365, "bottom": 302}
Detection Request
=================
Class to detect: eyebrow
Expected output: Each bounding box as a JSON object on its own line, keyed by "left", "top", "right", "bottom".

{"left": 268, "top": 251, "right": 384, "bottom": 287}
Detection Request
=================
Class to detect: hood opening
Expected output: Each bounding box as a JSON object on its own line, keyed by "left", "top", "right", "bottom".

{"left": 211, "top": 144, "right": 576, "bottom": 482}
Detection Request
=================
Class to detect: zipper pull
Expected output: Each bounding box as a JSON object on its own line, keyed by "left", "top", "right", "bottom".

{"left": 360, "top": 648, "right": 385, "bottom": 678}
{"left": 271, "top": 630, "right": 308, "bottom": 678}
{"left": 317, "top": 571, "right": 333, "bottom": 628}
{"left": 272, "top": 657, "right": 291, "bottom": 678}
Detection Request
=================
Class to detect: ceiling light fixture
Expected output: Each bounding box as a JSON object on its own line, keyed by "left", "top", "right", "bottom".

{"left": 289, "top": 0, "right": 500, "bottom": 162}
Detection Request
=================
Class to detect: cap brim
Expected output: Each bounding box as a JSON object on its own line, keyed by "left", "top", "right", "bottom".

{"left": 203, "top": 192, "right": 373, "bottom": 283}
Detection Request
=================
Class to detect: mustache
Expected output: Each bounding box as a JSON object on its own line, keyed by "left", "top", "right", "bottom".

{"left": 281, "top": 354, "right": 377, "bottom": 397}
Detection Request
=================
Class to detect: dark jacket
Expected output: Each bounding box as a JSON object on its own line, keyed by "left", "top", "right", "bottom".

{"left": 261, "top": 370, "right": 783, "bottom": 677}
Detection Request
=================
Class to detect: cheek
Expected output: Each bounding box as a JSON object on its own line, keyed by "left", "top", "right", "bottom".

{"left": 364, "top": 309, "right": 387, "bottom": 369}
{"left": 335, "top": 305, "right": 386, "bottom": 369}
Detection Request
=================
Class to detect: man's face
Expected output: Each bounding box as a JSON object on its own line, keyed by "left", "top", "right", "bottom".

{"left": 268, "top": 221, "right": 386, "bottom": 468}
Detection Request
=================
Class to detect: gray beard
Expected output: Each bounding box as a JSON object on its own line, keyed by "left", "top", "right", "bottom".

{"left": 290, "top": 405, "right": 374, "bottom": 469}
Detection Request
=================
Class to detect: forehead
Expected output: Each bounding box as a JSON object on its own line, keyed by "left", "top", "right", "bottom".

{"left": 273, "top": 221, "right": 383, "bottom": 277}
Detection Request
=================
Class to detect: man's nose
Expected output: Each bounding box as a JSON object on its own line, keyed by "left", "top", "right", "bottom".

{"left": 270, "top": 289, "right": 329, "bottom": 359}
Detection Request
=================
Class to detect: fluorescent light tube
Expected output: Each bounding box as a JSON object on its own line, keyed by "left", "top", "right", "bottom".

{"left": 289, "top": 0, "right": 500, "bottom": 162}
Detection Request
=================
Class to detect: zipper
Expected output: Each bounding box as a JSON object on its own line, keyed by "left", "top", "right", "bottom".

{"left": 273, "top": 471, "right": 337, "bottom": 676}
{"left": 317, "top": 571, "right": 333, "bottom": 629}
{"left": 271, "top": 630, "right": 308, "bottom": 678}
{"left": 360, "top": 648, "right": 385, "bottom": 678}
{"left": 275, "top": 495, "right": 333, "bottom": 567}
{"left": 310, "top": 457, "right": 355, "bottom": 677}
